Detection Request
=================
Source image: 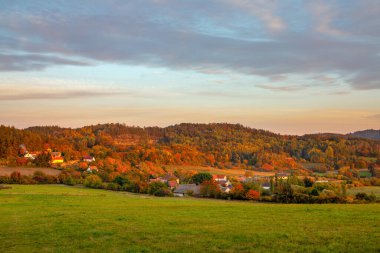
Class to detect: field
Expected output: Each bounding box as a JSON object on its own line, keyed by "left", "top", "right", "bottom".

{"left": 0, "top": 166, "right": 61, "bottom": 176}
{"left": 0, "top": 185, "right": 379, "bottom": 252}
{"left": 348, "top": 186, "right": 380, "bottom": 198}
{"left": 165, "top": 165, "right": 274, "bottom": 177}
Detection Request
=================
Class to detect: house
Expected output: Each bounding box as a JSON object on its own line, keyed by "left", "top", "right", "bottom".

{"left": 149, "top": 177, "right": 167, "bottom": 184}
{"left": 24, "top": 152, "right": 36, "bottom": 160}
{"left": 83, "top": 156, "right": 95, "bottom": 163}
{"left": 262, "top": 163, "right": 274, "bottom": 171}
{"left": 87, "top": 166, "right": 98, "bottom": 173}
{"left": 216, "top": 179, "right": 232, "bottom": 188}
{"left": 51, "top": 152, "right": 62, "bottom": 158}
{"left": 51, "top": 157, "right": 64, "bottom": 164}
{"left": 213, "top": 174, "right": 227, "bottom": 182}
{"left": 167, "top": 180, "right": 178, "bottom": 189}
{"left": 276, "top": 172, "right": 290, "bottom": 180}
{"left": 220, "top": 186, "right": 231, "bottom": 193}
{"left": 261, "top": 182, "right": 271, "bottom": 190}
{"left": 173, "top": 184, "right": 201, "bottom": 197}
{"left": 315, "top": 180, "right": 329, "bottom": 183}
{"left": 162, "top": 174, "right": 180, "bottom": 184}
{"left": 238, "top": 176, "right": 247, "bottom": 182}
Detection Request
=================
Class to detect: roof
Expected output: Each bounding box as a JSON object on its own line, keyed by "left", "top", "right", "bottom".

{"left": 168, "top": 180, "right": 178, "bottom": 188}
{"left": 52, "top": 157, "right": 64, "bottom": 161}
{"left": 173, "top": 184, "right": 201, "bottom": 195}
{"left": 162, "top": 173, "right": 178, "bottom": 181}
{"left": 262, "top": 163, "right": 274, "bottom": 170}
{"left": 213, "top": 174, "right": 226, "bottom": 179}
{"left": 276, "top": 172, "right": 290, "bottom": 177}
{"left": 83, "top": 156, "right": 94, "bottom": 159}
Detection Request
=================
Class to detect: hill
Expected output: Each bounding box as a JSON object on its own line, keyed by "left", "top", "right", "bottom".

{"left": 1, "top": 123, "right": 379, "bottom": 174}
{"left": 0, "top": 185, "right": 379, "bottom": 252}
{"left": 348, "top": 129, "right": 380, "bottom": 140}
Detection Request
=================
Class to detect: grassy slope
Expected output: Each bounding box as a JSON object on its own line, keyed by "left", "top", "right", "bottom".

{"left": 0, "top": 185, "right": 379, "bottom": 253}
{"left": 348, "top": 186, "right": 380, "bottom": 198}
{"left": 0, "top": 167, "right": 61, "bottom": 176}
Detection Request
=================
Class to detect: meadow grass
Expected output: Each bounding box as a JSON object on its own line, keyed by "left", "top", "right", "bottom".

{"left": 348, "top": 186, "right": 380, "bottom": 198}
{"left": 0, "top": 185, "right": 379, "bottom": 253}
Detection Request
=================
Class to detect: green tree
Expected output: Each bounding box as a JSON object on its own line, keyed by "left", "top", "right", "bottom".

{"left": 191, "top": 172, "right": 212, "bottom": 185}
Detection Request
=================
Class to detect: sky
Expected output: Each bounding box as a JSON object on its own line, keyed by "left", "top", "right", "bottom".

{"left": 0, "top": 0, "right": 379, "bottom": 135}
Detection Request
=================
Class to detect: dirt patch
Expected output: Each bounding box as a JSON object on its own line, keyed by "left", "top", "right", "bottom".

{"left": 0, "top": 167, "right": 61, "bottom": 176}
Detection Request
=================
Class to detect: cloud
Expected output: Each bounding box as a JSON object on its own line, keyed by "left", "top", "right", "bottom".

{"left": 222, "top": 0, "right": 286, "bottom": 32}
{"left": 0, "top": 53, "right": 91, "bottom": 71}
{"left": 309, "top": 1, "right": 346, "bottom": 36}
{"left": 0, "top": 90, "right": 125, "bottom": 101}
{"left": 366, "top": 114, "right": 380, "bottom": 120}
{"left": 256, "top": 83, "right": 309, "bottom": 92}
{"left": 329, "top": 91, "right": 350, "bottom": 96}
{"left": 0, "top": 0, "right": 379, "bottom": 90}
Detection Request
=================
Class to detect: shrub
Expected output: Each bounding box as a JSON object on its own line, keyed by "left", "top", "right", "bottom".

{"left": 10, "top": 172, "right": 23, "bottom": 184}
{"left": 245, "top": 189, "right": 260, "bottom": 200}
{"left": 84, "top": 175, "right": 103, "bottom": 188}
{"left": 59, "top": 172, "right": 75, "bottom": 185}
{"left": 32, "top": 171, "right": 48, "bottom": 184}
{"left": 106, "top": 183, "right": 120, "bottom": 191}
{"left": 147, "top": 182, "right": 170, "bottom": 196}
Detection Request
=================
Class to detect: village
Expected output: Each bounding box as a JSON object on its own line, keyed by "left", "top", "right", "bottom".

{"left": 10, "top": 144, "right": 374, "bottom": 203}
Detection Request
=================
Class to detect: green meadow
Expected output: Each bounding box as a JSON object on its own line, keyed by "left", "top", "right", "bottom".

{"left": 0, "top": 185, "right": 379, "bottom": 253}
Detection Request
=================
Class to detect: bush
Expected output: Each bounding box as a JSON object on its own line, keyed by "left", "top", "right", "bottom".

{"left": 106, "top": 183, "right": 120, "bottom": 191}
{"left": 59, "top": 172, "right": 76, "bottom": 185}
{"left": 245, "top": 189, "right": 260, "bottom": 200}
{"left": 84, "top": 175, "right": 103, "bottom": 188}
{"left": 355, "top": 192, "right": 377, "bottom": 202}
{"left": 147, "top": 182, "right": 171, "bottom": 196}
{"left": 32, "top": 171, "right": 48, "bottom": 184}
{"left": 10, "top": 171, "right": 23, "bottom": 184}
{"left": 153, "top": 188, "right": 173, "bottom": 197}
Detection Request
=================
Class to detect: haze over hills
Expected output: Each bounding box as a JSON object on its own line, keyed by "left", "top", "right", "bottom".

{"left": 348, "top": 129, "right": 380, "bottom": 141}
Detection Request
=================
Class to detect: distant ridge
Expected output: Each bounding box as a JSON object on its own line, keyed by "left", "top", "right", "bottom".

{"left": 348, "top": 129, "right": 380, "bottom": 140}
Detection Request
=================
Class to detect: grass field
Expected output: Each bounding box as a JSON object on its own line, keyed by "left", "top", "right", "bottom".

{"left": 165, "top": 165, "right": 274, "bottom": 177}
{"left": 0, "top": 185, "right": 379, "bottom": 253}
{"left": 348, "top": 186, "right": 380, "bottom": 198}
{"left": 0, "top": 167, "right": 61, "bottom": 176}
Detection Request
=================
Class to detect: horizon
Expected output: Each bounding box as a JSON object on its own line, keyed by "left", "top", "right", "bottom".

{"left": 1, "top": 0, "right": 379, "bottom": 135}
{"left": 3, "top": 121, "right": 379, "bottom": 136}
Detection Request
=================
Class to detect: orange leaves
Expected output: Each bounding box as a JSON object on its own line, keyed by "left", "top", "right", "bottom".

{"left": 262, "top": 163, "right": 274, "bottom": 171}
{"left": 245, "top": 189, "right": 260, "bottom": 200}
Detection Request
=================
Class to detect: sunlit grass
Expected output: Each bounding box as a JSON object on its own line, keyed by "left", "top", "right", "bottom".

{"left": 0, "top": 185, "right": 379, "bottom": 252}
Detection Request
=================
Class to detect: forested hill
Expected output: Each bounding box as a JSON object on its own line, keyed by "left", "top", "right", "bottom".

{"left": 348, "top": 129, "right": 380, "bottom": 141}
{"left": 0, "top": 123, "right": 379, "bottom": 171}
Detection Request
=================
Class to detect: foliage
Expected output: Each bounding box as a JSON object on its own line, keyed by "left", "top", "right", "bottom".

{"left": 200, "top": 180, "right": 221, "bottom": 198}
{"left": 147, "top": 182, "right": 172, "bottom": 196}
{"left": 1, "top": 123, "right": 379, "bottom": 172}
{"left": 84, "top": 175, "right": 103, "bottom": 188}
{"left": 191, "top": 172, "right": 212, "bottom": 185}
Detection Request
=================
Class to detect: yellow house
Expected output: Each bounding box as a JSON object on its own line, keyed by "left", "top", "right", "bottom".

{"left": 52, "top": 157, "right": 64, "bottom": 164}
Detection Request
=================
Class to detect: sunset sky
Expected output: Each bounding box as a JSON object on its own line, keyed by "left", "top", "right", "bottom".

{"left": 0, "top": 0, "right": 379, "bottom": 135}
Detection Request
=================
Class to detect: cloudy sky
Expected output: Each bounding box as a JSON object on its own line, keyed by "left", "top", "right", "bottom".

{"left": 0, "top": 0, "right": 379, "bottom": 134}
